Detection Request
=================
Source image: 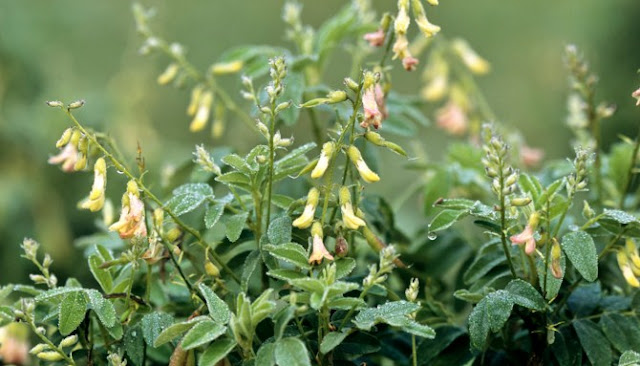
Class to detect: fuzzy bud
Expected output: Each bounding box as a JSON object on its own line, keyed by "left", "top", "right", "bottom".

{"left": 311, "top": 142, "right": 335, "bottom": 179}
{"left": 292, "top": 188, "right": 320, "bottom": 229}
{"left": 347, "top": 145, "right": 380, "bottom": 183}
{"left": 211, "top": 60, "right": 244, "bottom": 75}
{"left": 157, "top": 63, "right": 179, "bottom": 85}
{"left": 59, "top": 335, "right": 78, "bottom": 348}
{"left": 46, "top": 100, "right": 64, "bottom": 108}
{"left": 205, "top": 260, "right": 220, "bottom": 277}
{"left": 37, "top": 351, "right": 64, "bottom": 361}
{"left": 344, "top": 77, "right": 359, "bottom": 92}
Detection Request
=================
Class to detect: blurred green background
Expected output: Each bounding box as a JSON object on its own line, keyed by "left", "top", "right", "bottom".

{"left": 1, "top": 0, "right": 638, "bottom": 284}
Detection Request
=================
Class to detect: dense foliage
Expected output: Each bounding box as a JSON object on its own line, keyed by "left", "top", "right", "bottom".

{"left": 1, "top": 1, "right": 640, "bottom": 365}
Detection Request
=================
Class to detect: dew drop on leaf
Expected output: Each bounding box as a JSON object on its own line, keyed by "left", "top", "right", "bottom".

{"left": 427, "top": 232, "right": 438, "bottom": 241}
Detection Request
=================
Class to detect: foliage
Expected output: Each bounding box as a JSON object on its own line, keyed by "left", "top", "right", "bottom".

{"left": 1, "top": 1, "right": 640, "bottom": 365}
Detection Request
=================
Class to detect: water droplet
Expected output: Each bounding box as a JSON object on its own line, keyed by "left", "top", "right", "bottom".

{"left": 116, "top": 169, "right": 124, "bottom": 175}
{"left": 568, "top": 224, "right": 579, "bottom": 232}
{"left": 131, "top": 331, "right": 137, "bottom": 337}
{"left": 427, "top": 232, "right": 437, "bottom": 241}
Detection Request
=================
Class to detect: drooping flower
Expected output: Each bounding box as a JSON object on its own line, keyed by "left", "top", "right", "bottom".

{"left": 49, "top": 129, "right": 84, "bottom": 172}
{"left": 339, "top": 186, "right": 366, "bottom": 230}
{"left": 436, "top": 101, "right": 468, "bottom": 136}
{"left": 311, "top": 142, "right": 335, "bottom": 179}
{"left": 632, "top": 87, "right": 640, "bottom": 106}
{"left": 292, "top": 188, "right": 320, "bottom": 229}
{"left": 510, "top": 212, "right": 539, "bottom": 255}
{"left": 402, "top": 56, "right": 419, "bottom": 71}
{"left": 411, "top": 0, "right": 440, "bottom": 38}
{"left": 308, "top": 221, "right": 334, "bottom": 265}
{"left": 190, "top": 90, "right": 214, "bottom": 132}
{"left": 550, "top": 239, "right": 563, "bottom": 279}
{"left": 347, "top": 145, "right": 380, "bottom": 183}
{"left": 79, "top": 158, "right": 107, "bottom": 212}
{"left": 364, "top": 28, "right": 385, "bottom": 47}
{"left": 520, "top": 145, "right": 544, "bottom": 168}
{"left": 452, "top": 39, "right": 490, "bottom": 75}
{"left": 109, "top": 180, "right": 148, "bottom": 239}
{"left": 617, "top": 250, "right": 640, "bottom": 288}
{"left": 361, "top": 86, "right": 383, "bottom": 129}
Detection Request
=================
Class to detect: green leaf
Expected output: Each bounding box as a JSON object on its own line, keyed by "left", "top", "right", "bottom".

{"left": 268, "top": 216, "right": 292, "bottom": 245}
{"left": 198, "top": 283, "right": 231, "bottom": 325}
{"left": 166, "top": 183, "right": 213, "bottom": 216}
{"left": 573, "top": 319, "right": 612, "bottom": 366}
{"left": 320, "top": 332, "right": 348, "bottom": 354}
{"left": 199, "top": 338, "right": 237, "bottom": 366}
{"left": 35, "top": 287, "right": 83, "bottom": 302}
{"left": 224, "top": 212, "right": 249, "bottom": 242}
{"left": 537, "top": 251, "right": 565, "bottom": 300}
{"left": 505, "top": 279, "right": 546, "bottom": 311}
{"left": 264, "top": 243, "right": 310, "bottom": 269}
{"left": 289, "top": 278, "right": 325, "bottom": 293}
{"left": 154, "top": 316, "right": 208, "bottom": 347}
{"left": 561, "top": 231, "right": 598, "bottom": 282}
{"left": 273, "top": 305, "right": 295, "bottom": 341}
{"left": 568, "top": 282, "right": 601, "bottom": 316}
{"left": 241, "top": 250, "right": 261, "bottom": 292}
{"left": 403, "top": 320, "right": 436, "bottom": 339}
{"left": 432, "top": 198, "right": 477, "bottom": 211}
{"left": 181, "top": 320, "right": 226, "bottom": 350}
{"left": 271, "top": 194, "right": 295, "bottom": 209}
{"left": 267, "top": 269, "right": 306, "bottom": 281}
{"left": 216, "top": 171, "right": 252, "bottom": 192}
{"left": 255, "top": 343, "right": 276, "bottom": 366}
{"left": 468, "top": 290, "right": 514, "bottom": 350}
{"left": 620, "top": 351, "right": 640, "bottom": 366}
{"left": 85, "top": 289, "right": 116, "bottom": 328}
{"left": 125, "top": 325, "right": 145, "bottom": 366}
{"left": 429, "top": 210, "right": 468, "bottom": 232}
{"left": 141, "top": 312, "right": 174, "bottom": 347}
{"left": 88, "top": 254, "right": 112, "bottom": 293}
{"left": 58, "top": 290, "right": 88, "bottom": 336}
{"left": 274, "top": 337, "right": 311, "bottom": 366}
{"left": 463, "top": 251, "right": 505, "bottom": 285}
{"left": 314, "top": 3, "right": 359, "bottom": 64}
{"left": 222, "top": 153, "right": 254, "bottom": 175}
{"left": 537, "top": 179, "right": 564, "bottom": 209}
{"left": 205, "top": 203, "right": 225, "bottom": 229}
{"left": 275, "top": 143, "right": 316, "bottom": 170}
{"left": 600, "top": 314, "right": 640, "bottom": 353}
{"left": 416, "top": 325, "right": 466, "bottom": 365}
{"left": 423, "top": 168, "right": 450, "bottom": 216}
{"left": 334, "top": 257, "right": 356, "bottom": 279}
{"left": 327, "top": 297, "right": 366, "bottom": 310}
{"left": 353, "top": 301, "right": 419, "bottom": 330}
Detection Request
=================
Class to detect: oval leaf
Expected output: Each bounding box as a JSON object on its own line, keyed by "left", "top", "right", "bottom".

{"left": 561, "top": 231, "right": 598, "bottom": 282}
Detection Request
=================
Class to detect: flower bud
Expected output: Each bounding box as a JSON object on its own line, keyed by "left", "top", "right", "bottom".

{"left": 617, "top": 250, "right": 640, "bottom": 287}
{"left": 275, "top": 101, "right": 291, "bottom": 113}
{"left": 68, "top": 99, "right": 85, "bottom": 110}
{"left": 511, "top": 197, "right": 531, "bottom": 207}
{"left": 46, "top": 100, "right": 64, "bottom": 107}
{"left": 347, "top": 145, "right": 380, "bottom": 183}
{"left": 80, "top": 157, "right": 107, "bottom": 212}
{"left": 56, "top": 128, "right": 73, "bottom": 148}
{"left": 582, "top": 200, "right": 595, "bottom": 219}
{"left": 166, "top": 227, "right": 182, "bottom": 243}
{"left": 157, "top": 63, "right": 179, "bottom": 85}
{"left": 37, "top": 351, "right": 64, "bottom": 361}
{"left": 335, "top": 237, "right": 348, "bottom": 257}
{"left": 327, "top": 90, "right": 347, "bottom": 103}
{"left": 411, "top": 0, "right": 440, "bottom": 37}
{"left": 405, "top": 278, "right": 419, "bottom": 302}
{"left": 59, "top": 335, "right": 78, "bottom": 348}
{"left": 29, "top": 344, "right": 49, "bottom": 355}
{"left": 344, "top": 77, "right": 359, "bottom": 92}
{"left": 187, "top": 86, "right": 204, "bottom": 116}
{"left": 309, "top": 221, "right": 334, "bottom": 265}
{"left": 205, "top": 260, "right": 220, "bottom": 277}
{"left": 190, "top": 91, "right": 213, "bottom": 132}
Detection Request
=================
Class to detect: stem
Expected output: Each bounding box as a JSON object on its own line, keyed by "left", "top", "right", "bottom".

{"left": 543, "top": 200, "right": 552, "bottom": 297}
{"left": 619, "top": 127, "right": 640, "bottom": 209}
{"left": 63, "top": 110, "right": 240, "bottom": 283}
{"left": 265, "top": 110, "right": 276, "bottom": 233}
{"left": 28, "top": 319, "right": 77, "bottom": 365}
{"left": 499, "top": 193, "right": 518, "bottom": 278}
{"left": 306, "top": 98, "right": 324, "bottom": 147}
{"left": 586, "top": 91, "right": 603, "bottom": 203}
{"left": 411, "top": 335, "right": 418, "bottom": 366}
{"left": 159, "top": 233, "right": 206, "bottom": 304}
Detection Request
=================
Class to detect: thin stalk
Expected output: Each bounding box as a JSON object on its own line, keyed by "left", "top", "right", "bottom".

{"left": 63, "top": 109, "right": 240, "bottom": 283}
{"left": 586, "top": 91, "right": 603, "bottom": 203}
{"left": 412, "top": 335, "right": 418, "bottom": 366}
{"left": 619, "top": 127, "right": 640, "bottom": 209}
{"left": 543, "top": 201, "right": 552, "bottom": 297}
{"left": 27, "top": 319, "right": 76, "bottom": 365}
{"left": 265, "top": 110, "right": 276, "bottom": 233}
{"left": 499, "top": 193, "right": 518, "bottom": 278}
{"left": 159, "top": 233, "right": 206, "bottom": 303}
{"left": 306, "top": 97, "right": 324, "bottom": 147}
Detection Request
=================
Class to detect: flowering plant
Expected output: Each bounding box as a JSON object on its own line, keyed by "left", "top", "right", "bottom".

{"left": 1, "top": 1, "right": 640, "bottom": 366}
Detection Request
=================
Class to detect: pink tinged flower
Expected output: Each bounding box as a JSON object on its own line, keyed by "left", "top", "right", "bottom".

{"left": 363, "top": 29, "right": 385, "bottom": 47}
{"left": 0, "top": 334, "right": 28, "bottom": 365}
{"left": 308, "top": 222, "right": 333, "bottom": 265}
{"left": 109, "top": 181, "right": 148, "bottom": 239}
{"left": 510, "top": 225, "right": 536, "bottom": 255}
{"left": 632, "top": 87, "right": 640, "bottom": 106}
{"left": 435, "top": 102, "right": 468, "bottom": 136}
{"left": 361, "top": 86, "right": 383, "bottom": 129}
{"left": 402, "top": 56, "right": 419, "bottom": 71}
{"left": 48, "top": 143, "right": 80, "bottom": 172}
{"left": 520, "top": 146, "right": 544, "bottom": 168}
{"left": 374, "top": 84, "right": 388, "bottom": 120}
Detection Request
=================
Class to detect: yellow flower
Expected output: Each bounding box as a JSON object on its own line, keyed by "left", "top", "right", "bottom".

{"left": 617, "top": 250, "right": 640, "bottom": 288}
{"left": 308, "top": 221, "right": 334, "bottom": 265}
{"left": 210, "top": 60, "right": 244, "bottom": 75}
{"left": 339, "top": 187, "right": 366, "bottom": 230}
{"left": 157, "top": 63, "right": 179, "bottom": 85}
{"left": 292, "top": 188, "right": 320, "bottom": 229}
{"left": 109, "top": 180, "right": 148, "bottom": 239}
{"left": 80, "top": 158, "right": 107, "bottom": 212}
{"left": 452, "top": 39, "right": 490, "bottom": 75}
{"left": 411, "top": 0, "right": 440, "bottom": 38}
{"left": 187, "top": 86, "right": 204, "bottom": 116}
{"left": 550, "top": 240, "right": 563, "bottom": 279}
{"left": 190, "top": 91, "right": 213, "bottom": 132}
{"left": 347, "top": 146, "right": 380, "bottom": 183}
{"left": 311, "top": 142, "right": 335, "bottom": 179}
{"left": 625, "top": 239, "right": 640, "bottom": 276}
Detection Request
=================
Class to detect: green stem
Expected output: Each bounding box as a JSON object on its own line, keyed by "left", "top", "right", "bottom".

{"left": 543, "top": 200, "right": 552, "bottom": 297}
{"left": 412, "top": 335, "right": 418, "bottom": 366}
{"left": 28, "top": 319, "right": 76, "bottom": 365}
{"left": 265, "top": 110, "right": 276, "bottom": 233}
{"left": 499, "top": 192, "right": 518, "bottom": 278}
{"left": 63, "top": 110, "right": 240, "bottom": 284}
{"left": 619, "top": 126, "right": 640, "bottom": 209}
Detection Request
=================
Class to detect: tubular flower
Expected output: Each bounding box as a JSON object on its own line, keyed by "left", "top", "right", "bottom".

{"left": 617, "top": 250, "right": 640, "bottom": 288}
{"left": 632, "top": 87, "right": 640, "bottom": 106}
{"left": 452, "top": 39, "right": 490, "bottom": 75}
{"left": 411, "top": 0, "right": 440, "bottom": 38}
{"left": 49, "top": 129, "right": 83, "bottom": 172}
{"left": 311, "top": 142, "right": 335, "bottom": 179}
{"left": 550, "top": 239, "right": 563, "bottom": 279}
{"left": 292, "top": 188, "right": 320, "bottom": 229}
{"left": 80, "top": 158, "right": 107, "bottom": 212}
{"left": 436, "top": 101, "right": 468, "bottom": 136}
{"left": 374, "top": 84, "right": 388, "bottom": 120}
{"left": 361, "top": 86, "right": 383, "bottom": 129}
{"left": 109, "top": 180, "right": 148, "bottom": 239}
{"left": 308, "top": 221, "right": 334, "bottom": 265}
{"left": 339, "top": 186, "right": 366, "bottom": 230}
{"left": 187, "top": 85, "right": 204, "bottom": 116}
{"left": 347, "top": 145, "right": 380, "bottom": 183}
{"left": 510, "top": 212, "right": 539, "bottom": 255}
{"left": 190, "top": 90, "right": 214, "bottom": 132}
{"left": 364, "top": 28, "right": 385, "bottom": 47}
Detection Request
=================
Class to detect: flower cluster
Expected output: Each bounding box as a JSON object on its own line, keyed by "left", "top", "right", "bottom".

{"left": 48, "top": 128, "right": 88, "bottom": 172}
{"left": 109, "top": 180, "right": 148, "bottom": 239}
